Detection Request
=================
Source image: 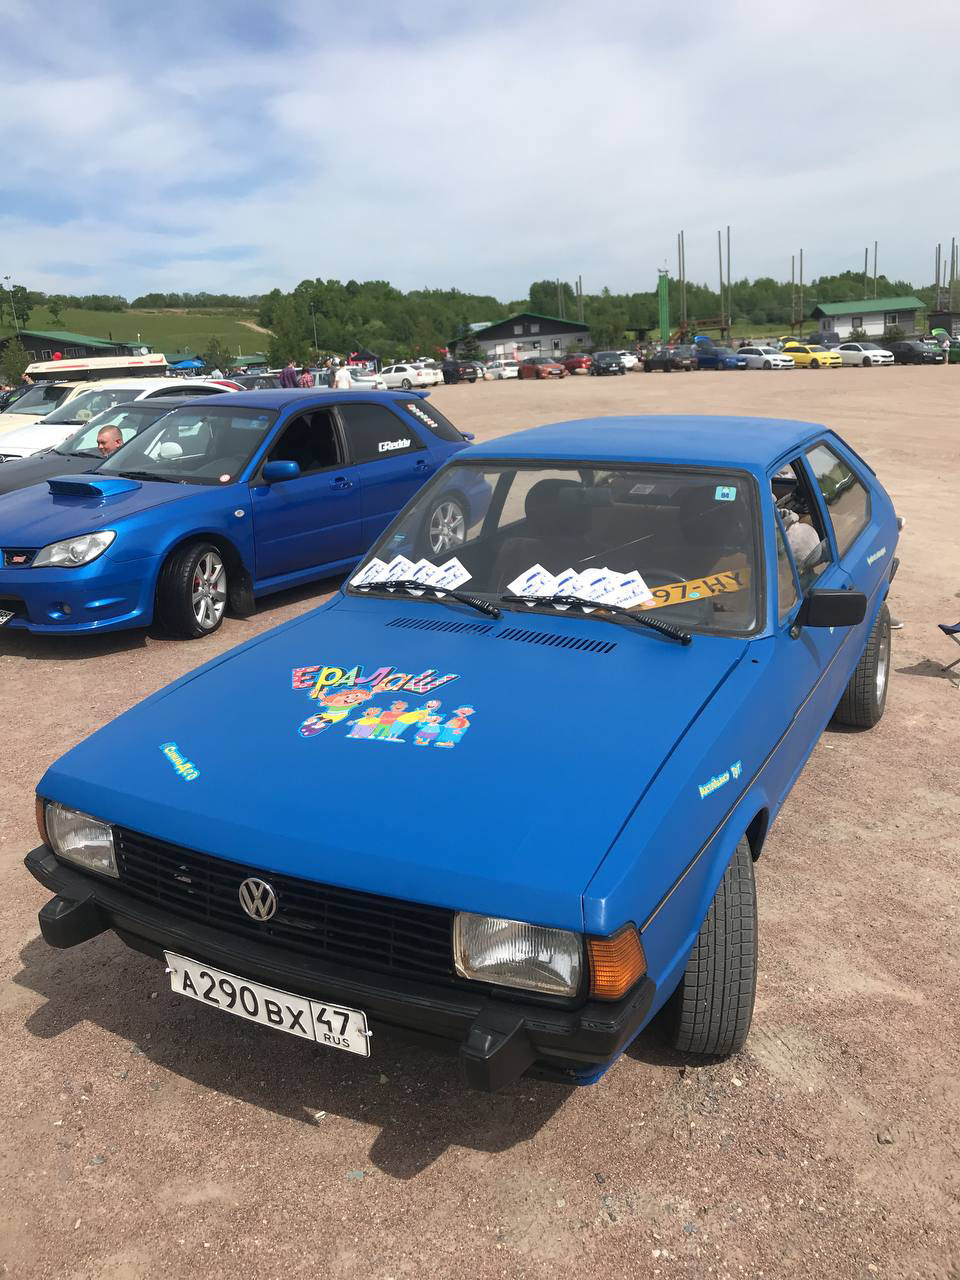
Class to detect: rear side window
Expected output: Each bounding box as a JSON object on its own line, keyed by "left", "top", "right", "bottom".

{"left": 805, "top": 443, "right": 871, "bottom": 557}
{"left": 338, "top": 403, "right": 424, "bottom": 463}
{"left": 401, "top": 399, "right": 463, "bottom": 442}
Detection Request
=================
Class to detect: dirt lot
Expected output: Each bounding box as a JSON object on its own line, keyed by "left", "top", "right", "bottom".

{"left": 1, "top": 368, "right": 957, "bottom": 1280}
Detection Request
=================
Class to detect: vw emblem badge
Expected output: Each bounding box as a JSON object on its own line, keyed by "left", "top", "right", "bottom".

{"left": 238, "top": 877, "right": 277, "bottom": 921}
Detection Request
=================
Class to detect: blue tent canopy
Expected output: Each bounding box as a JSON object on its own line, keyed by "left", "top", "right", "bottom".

{"left": 171, "top": 358, "right": 204, "bottom": 370}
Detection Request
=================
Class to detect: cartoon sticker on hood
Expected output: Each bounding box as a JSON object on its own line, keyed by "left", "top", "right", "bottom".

{"left": 290, "top": 660, "right": 475, "bottom": 750}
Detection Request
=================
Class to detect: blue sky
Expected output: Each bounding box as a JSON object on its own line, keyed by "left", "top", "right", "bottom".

{"left": 2, "top": 0, "right": 958, "bottom": 300}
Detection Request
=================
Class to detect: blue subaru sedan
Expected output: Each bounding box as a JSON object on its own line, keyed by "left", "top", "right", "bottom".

{"left": 0, "top": 390, "right": 473, "bottom": 637}
{"left": 25, "top": 416, "right": 899, "bottom": 1089}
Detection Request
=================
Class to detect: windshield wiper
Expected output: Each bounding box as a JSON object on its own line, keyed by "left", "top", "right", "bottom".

{"left": 110, "top": 469, "right": 179, "bottom": 483}
{"left": 356, "top": 579, "right": 500, "bottom": 619}
{"left": 500, "top": 593, "right": 692, "bottom": 645}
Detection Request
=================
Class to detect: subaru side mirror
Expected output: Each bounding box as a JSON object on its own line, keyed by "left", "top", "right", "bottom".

{"left": 797, "top": 588, "right": 867, "bottom": 630}
{"left": 262, "top": 460, "right": 301, "bottom": 483}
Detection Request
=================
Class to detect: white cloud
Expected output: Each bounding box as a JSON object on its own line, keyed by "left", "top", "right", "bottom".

{"left": 2, "top": 0, "right": 959, "bottom": 298}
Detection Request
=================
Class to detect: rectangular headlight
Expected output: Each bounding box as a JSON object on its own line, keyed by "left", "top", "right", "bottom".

{"left": 453, "top": 912, "right": 582, "bottom": 997}
{"left": 44, "top": 801, "right": 118, "bottom": 878}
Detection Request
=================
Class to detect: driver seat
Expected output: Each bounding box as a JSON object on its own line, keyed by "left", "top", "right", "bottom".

{"left": 493, "top": 479, "right": 592, "bottom": 588}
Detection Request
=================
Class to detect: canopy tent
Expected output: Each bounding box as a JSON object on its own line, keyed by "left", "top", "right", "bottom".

{"left": 170, "top": 358, "right": 204, "bottom": 370}
{"left": 348, "top": 346, "right": 381, "bottom": 371}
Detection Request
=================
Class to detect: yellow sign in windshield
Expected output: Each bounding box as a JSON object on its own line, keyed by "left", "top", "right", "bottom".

{"left": 639, "top": 568, "right": 749, "bottom": 611}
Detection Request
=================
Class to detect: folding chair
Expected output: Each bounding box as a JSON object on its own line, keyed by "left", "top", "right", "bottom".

{"left": 939, "top": 622, "right": 960, "bottom": 673}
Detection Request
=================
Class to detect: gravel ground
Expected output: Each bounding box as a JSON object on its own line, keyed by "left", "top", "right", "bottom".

{"left": 1, "top": 368, "right": 957, "bottom": 1280}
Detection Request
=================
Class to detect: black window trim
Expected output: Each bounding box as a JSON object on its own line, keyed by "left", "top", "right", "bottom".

{"left": 333, "top": 399, "right": 426, "bottom": 466}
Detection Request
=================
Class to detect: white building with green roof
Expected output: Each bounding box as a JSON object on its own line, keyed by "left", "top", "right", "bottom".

{"left": 811, "top": 296, "right": 925, "bottom": 339}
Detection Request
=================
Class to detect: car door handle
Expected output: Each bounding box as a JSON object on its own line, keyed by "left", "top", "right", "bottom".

{"left": 414, "top": 459, "right": 430, "bottom": 471}
{"left": 330, "top": 476, "right": 353, "bottom": 491}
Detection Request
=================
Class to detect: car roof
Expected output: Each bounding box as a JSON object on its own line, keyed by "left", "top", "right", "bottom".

{"left": 465, "top": 415, "right": 831, "bottom": 470}
{"left": 186, "top": 389, "right": 425, "bottom": 411}
{"left": 105, "top": 396, "right": 204, "bottom": 412}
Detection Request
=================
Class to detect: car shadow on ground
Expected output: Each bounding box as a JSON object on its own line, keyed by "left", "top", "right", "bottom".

{"left": 13, "top": 931, "right": 572, "bottom": 1179}
{"left": 0, "top": 579, "right": 340, "bottom": 663}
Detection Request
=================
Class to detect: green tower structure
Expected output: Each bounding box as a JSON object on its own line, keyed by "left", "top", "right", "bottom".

{"left": 657, "top": 271, "right": 670, "bottom": 343}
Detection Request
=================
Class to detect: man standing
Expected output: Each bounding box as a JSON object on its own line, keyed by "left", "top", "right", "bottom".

{"left": 333, "top": 363, "right": 353, "bottom": 390}
{"left": 279, "top": 359, "right": 299, "bottom": 389}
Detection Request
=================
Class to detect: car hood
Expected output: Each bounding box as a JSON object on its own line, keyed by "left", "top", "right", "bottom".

{"left": 0, "top": 410, "right": 50, "bottom": 434}
{"left": 40, "top": 598, "right": 749, "bottom": 928}
{"left": 0, "top": 452, "right": 94, "bottom": 496}
{"left": 0, "top": 474, "right": 203, "bottom": 544}
{"left": 0, "top": 418, "right": 78, "bottom": 454}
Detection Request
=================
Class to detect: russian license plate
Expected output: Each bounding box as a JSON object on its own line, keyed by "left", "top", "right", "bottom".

{"left": 164, "top": 951, "right": 371, "bottom": 1056}
{"left": 0, "top": 609, "right": 14, "bottom": 626}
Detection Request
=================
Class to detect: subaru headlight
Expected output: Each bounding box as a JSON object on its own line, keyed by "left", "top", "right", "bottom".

{"left": 42, "top": 801, "right": 118, "bottom": 878}
{"left": 33, "top": 530, "right": 116, "bottom": 568}
{"left": 453, "top": 912, "right": 582, "bottom": 997}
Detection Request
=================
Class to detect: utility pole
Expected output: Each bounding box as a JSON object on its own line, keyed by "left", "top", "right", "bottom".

{"left": 2, "top": 275, "right": 20, "bottom": 335}
{"left": 726, "top": 226, "right": 732, "bottom": 336}
{"left": 556, "top": 278, "right": 564, "bottom": 320}
{"left": 791, "top": 255, "right": 796, "bottom": 333}
{"left": 935, "top": 245, "right": 941, "bottom": 311}
{"left": 717, "top": 229, "right": 725, "bottom": 335}
{"left": 951, "top": 239, "right": 956, "bottom": 311}
{"left": 309, "top": 302, "right": 319, "bottom": 352}
{"left": 680, "top": 229, "right": 687, "bottom": 328}
{"left": 873, "top": 241, "right": 878, "bottom": 298}
{"left": 799, "top": 249, "right": 804, "bottom": 333}
{"left": 863, "top": 247, "right": 869, "bottom": 298}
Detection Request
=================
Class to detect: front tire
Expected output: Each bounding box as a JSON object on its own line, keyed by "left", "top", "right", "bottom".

{"left": 662, "top": 838, "right": 758, "bottom": 1056}
{"left": 157, "top": 542, "right": 228, "bottom": 639}
{"left": 862, "top": 357, "right": 871, "bottom": 367}
{"left": 401, "top": 378, "right": 412, "bottom": 389}
{"left": 833, "top": 604, "right": 891, "bottom": 728}
{"left": 810, "top": 358, "right": 819, "bottom": 368}
{"left": 762, "top": 360, "right": 771, "bottom": 369}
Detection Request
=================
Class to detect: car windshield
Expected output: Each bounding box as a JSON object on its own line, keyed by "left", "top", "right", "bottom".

{"left": 57, "top": 403, "right": 175, "bottom": 456}
{"left": 860, "top": 343, "right": 881, "bottom": 350}
{"left": 350, "top": 461, "right": 760, "bottom": 636}
{"left": 595, "top": 352, "right": 618, "bottom": 359}
{"left": 42, "top": 386, "right": 143, "bottom": 425}
{"left": 2, "top": 383, "right": 72, "bottom": 414}
{"left": 97, "top": 404, "right": 278, "bottom": 484}
{"left": 809, "top": 345, "right": 827, "bottom": 352}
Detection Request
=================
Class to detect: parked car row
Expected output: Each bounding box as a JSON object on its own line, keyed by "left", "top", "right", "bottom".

{"left": 642, "top": 337, "right": 947, "bottom": 371}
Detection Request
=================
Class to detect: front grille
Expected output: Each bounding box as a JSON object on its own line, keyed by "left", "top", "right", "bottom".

{"left": 114, "top": 828, "right": 456, "bottom": 985}
{"left": 2, "top": 547, "right": 37, "bottom": 567}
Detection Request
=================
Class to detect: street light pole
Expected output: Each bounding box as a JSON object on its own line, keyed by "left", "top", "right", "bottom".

{"left": 310, "top": 303, "right": 319, "bottom": 353}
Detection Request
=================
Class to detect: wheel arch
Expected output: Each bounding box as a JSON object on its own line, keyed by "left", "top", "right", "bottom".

{"left": 155, "top": 530, "right": 254, "bottom": 617}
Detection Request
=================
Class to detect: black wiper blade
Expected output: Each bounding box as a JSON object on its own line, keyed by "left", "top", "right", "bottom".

{"left": 356, "top": 579, "right": 500, "bottom": 619}
{"left": 112, "top": 469, "right": 177, "bottom": 483}
{"left": 500, "top": 593, "right": 692, "bottom": 645}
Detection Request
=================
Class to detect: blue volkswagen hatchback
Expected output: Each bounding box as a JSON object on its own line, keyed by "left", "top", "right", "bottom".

{"left": 26, "top": 416, "right": 899, "bottom": 1089}
{"left": 0, "top": 390, "right": 473, "bottom": 637}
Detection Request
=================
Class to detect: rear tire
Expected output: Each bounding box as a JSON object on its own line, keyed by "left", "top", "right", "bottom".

{"left": 157, "top": 542, "right": 228, "bottom": 639}
{"left": 401, "top": 378, "right": 412, "bottom": 389}
{"left": 833, "top": 604, "right": 891, "bottom": 728}
{"left": 662, "top": 838, "right": 757, "bottom": 1056}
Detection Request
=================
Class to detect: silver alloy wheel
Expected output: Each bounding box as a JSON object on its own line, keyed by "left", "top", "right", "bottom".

{"left": 192, "top": 550, "right": 227, "bottom": 630}
{"left": 876, "top": 619, "right": 891, "bottom": 702}
{"left": 428, "top": 500, "right": 466, "bottom": 555}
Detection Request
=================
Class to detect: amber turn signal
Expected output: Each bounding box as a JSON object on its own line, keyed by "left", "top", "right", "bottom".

{"left": 35, "top": 796, "right": 48, "bottom": 847}
{"left": 588, "top": 925, "right": 647, "bottom": 1000}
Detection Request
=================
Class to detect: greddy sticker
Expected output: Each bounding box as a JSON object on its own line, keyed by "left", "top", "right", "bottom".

{"left": 160, "top": 742, "right": 200, "bottom": 782}
{"left": 290, "top": 660, "right": 474, "bottom": 749}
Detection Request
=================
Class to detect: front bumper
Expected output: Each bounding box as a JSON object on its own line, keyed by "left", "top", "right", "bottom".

{"left": 25, "top": 846, "right": 656, "bottom": 1092}
{"left": 0, "top": 553, "right": 159, "bottom": 633}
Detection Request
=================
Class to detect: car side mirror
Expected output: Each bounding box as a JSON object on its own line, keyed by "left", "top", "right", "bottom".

{"left": 262, "top": 460, "right": 301, "bottom": 483}
{"left": 797, "top": 587, "right": 867, "bottom": 629}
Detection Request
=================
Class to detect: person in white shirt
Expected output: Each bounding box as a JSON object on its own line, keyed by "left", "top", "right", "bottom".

{"left": 333, "top": 365, "right": 353, "bottom": 390}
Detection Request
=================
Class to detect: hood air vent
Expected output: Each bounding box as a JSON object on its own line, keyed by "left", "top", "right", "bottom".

{"left": 387, "top": 616, "right": 495, "bottom": 636}
{"left": 497, "top": 627, "right": 617, "bottom": 654}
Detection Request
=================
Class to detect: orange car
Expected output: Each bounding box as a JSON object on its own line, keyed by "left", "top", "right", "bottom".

{"left": 518, "top": 357, "right": 567, "bottom": 379}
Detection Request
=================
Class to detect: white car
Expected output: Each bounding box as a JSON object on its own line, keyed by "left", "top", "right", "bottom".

{"left": 345, "top": 366, "right": 387, "bottom": 390}
{"left": 380, "top": 363, "right": 441, "bottom": 389}
{"left": 486, "top": 359, "right": 520, "bottom": 379}
{"left": 835, "top": 342, "right": 894, "bottom": 367}
{"left": 616, "top": 350, "right": 640, "bottom": 370}
{"left": 0, "top": 378, "right": 232, "bottom": 459}
{"left": 736, "top": 345, "right": 796, "bottom": 370}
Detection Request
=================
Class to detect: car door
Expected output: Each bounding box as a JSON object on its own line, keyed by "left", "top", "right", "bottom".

{"left": 249, "top": 406, "right": 363, "bottom": 581}
{"left": 803, "top": 437, "right": 888, "bottom": 610}
{"left": 335, "top": 400, "right": 437, "bottom": 545}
